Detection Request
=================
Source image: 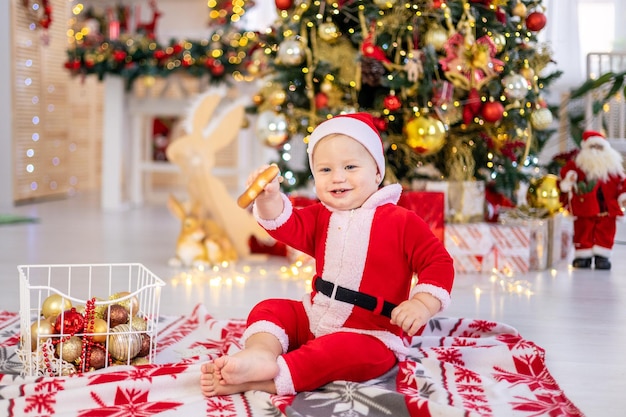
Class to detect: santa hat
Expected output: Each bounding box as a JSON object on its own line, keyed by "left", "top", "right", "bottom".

{"left": 307, "top": 112, "right": 385, "bottom": 180}
{"left": 582, "top": 130, "right": 608, "bottom": 147}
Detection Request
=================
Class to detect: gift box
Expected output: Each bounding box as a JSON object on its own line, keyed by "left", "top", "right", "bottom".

{"left": 445, "top": 223, "right": 493, "bottom": 273}
{"left": 445, "top": 219, "right": 550, "bottom": 274}
{"left": 484, "top": 219, "right": 549, "bottom": 274}
{"left": 560, "top": 213, "right": 574, "bottom": 261}
{"left": 412, "top": 180, "right": 485, "bottom": 223}
{"left": 398, "top": 191, "right": 445, "bottom": 243}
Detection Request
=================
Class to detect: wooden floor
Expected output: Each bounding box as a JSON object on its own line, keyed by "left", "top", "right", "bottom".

{"left": 2, "top": 191, "right": 625, "bottom": 416}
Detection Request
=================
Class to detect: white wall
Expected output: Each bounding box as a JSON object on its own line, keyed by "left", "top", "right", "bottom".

{"left": 0, "top": 1, "right": 13, "bottom": 209}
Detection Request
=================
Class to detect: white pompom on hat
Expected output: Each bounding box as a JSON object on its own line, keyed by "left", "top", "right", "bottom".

{"left": 307, "top": 112, "right": 385, "bottom": 181}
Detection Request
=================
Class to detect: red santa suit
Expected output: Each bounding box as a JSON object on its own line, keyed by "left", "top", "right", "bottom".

{"left": 245, "top": 183, "right": 454, "bottom": 395}
{"left": 559, "top": 131, "right": 626, "bottom": 262}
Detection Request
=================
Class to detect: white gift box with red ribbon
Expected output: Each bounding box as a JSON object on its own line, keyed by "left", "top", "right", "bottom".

{"left": 445, "top": 220, "right": 550, "bottom": 274}
{"left": 445, "top": 223, "right": 493, "bottom": 273}
{"left": 483, "top": 220, "right": 549, "bottom": 273}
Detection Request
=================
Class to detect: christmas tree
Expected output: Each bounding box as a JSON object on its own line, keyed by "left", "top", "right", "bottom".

{"left": 248, "top": 0, "right": 562, "bottom": 203}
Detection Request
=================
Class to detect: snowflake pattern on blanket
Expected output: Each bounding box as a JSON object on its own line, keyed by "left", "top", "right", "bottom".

{"left": 0, "top": 305, "right": 584, "bottom": 416}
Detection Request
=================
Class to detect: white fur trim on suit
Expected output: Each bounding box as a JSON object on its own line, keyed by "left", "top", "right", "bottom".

{"left": 411, "top": 283, "right": 452, "bottom": 311}
{"left": 559, "top": 172, "right": 577, "bottom": 193}
{"left": 593, "top": 245, "right": 612, "bottom": 257}
{"left": 241, "top": 320, "right": 290, "bottom": 354}
{"left": 574, "top": 248, "right": 593, "bottom": 258}
{"left": 618, "top": 193, "right": 626, "bottom": 209}
{"left": 253, "top": 193, "right": 293, "bottom": 230}
{"left": 274, "top": 356, "right": 296, "bottom": 396}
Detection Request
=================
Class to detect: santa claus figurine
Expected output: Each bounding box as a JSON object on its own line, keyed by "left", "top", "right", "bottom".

{"left": 559, "top": 131, "right": 626, "bottom": 269}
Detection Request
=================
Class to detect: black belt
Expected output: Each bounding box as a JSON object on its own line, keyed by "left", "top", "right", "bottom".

{"left": 314, "top": 276, "right": 397, "bottom": 319}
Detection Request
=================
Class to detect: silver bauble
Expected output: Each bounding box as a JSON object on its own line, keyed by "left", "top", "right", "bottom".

{"left": 502, "top": 73, "right": 530, "bottom": 101}
{"left": 256, "top": 111, "right": 290, "bottom": 147}
{"left": 277, "top": 38, "right": 306, "bottom": 66}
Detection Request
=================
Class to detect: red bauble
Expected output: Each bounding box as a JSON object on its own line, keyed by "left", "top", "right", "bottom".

{"left": 275, "top": 0, "right": 294, "bottom": 10}
{"left": 481, "top": 101, "right": 505, "bottom": 123}
{"left": 525, "top": 12, "right": 547, "bottom": 32}
{"left": 210, "top": 61, "right": 225, "bottom": 76}
{"left": 383, "top": 94, "right": 402, "bottom": 111}
{"left": 113, "top": 50, "right": 127, "bottom": 62}
{"left": 315, "top": 92, "right": 328, "bottom": 109}
{"left": 54, "top": 308, "right": 85, "bottom": 335}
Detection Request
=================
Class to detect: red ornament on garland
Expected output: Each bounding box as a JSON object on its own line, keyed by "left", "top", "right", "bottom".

{"left": 466, "top": 88, "right": 482, "bottom": 114}
{"left": 275, "top": 0, "right": 294, "bottom": 10}
{"left": 54, "top": 308, "right": 85, "bottom": 335}
{"left": 383, "top": 94, "right": 402, "bottom": 111}
{"left": 481, "top": 101, "right": 504, "bottom": 123}
{"left": 525, "top": 12, "right": 547, "bottom": 32}
{"left": 113, "top": 50, "right": 127, "bottom": 62}
{"left": 315, "top": 92, "right": 329, "bottom": 109}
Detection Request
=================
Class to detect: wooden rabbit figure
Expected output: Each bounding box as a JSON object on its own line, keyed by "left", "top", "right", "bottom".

{"left": 167, "top": 195, "right": 237, "bottom": 267}
{"left": 166, "top": 88, "right": 270, "bottom": 258}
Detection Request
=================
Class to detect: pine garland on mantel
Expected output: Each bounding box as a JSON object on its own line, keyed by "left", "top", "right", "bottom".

{"left": 64, "top": 32, "right": 258, "bottom": 90}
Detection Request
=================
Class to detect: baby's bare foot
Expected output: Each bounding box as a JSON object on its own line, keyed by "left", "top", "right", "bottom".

{"left": 200, "top": 362, "right": 221, "bottom": 397}
{"left": 213, "top": 348, "right": 279, "bottom": 386}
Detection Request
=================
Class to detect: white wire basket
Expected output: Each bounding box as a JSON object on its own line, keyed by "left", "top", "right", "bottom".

{"left": 18, "top": 263, "right": 165, "bottom": 377}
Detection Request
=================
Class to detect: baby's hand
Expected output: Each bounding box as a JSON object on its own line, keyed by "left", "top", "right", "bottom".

{"left": 237, "top": 165, "right": 281, "bottom": 208}
{"left": 390, "top": 299, "right": 432, "bottom": 336}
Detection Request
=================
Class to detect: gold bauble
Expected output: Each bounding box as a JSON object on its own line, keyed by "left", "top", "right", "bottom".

{"left": 132, "top": 356, "right": 150, "bottom": 366}
{"left": 267, "top": 89, "right": 287, "bottom": 107}
{"left": 129, "top": 316, "right": 148, "bottom": 332}
{"left": 527, "top": 174, "right": 562, "bottom": 214}
{"left": 530, "top": 107, "right": 553, "bottom": 130}
{"left": 513, "top": 2, "right": 527, "bottom": 18}
{"left": 110, "top": 292, "right": 140, "bottom": 316}
{"left": 88, "top": 317, "right": 109, "bottom": 343}
{"left": 29, "top": 319, "right": 56, "bottom": 350}
{"left": 56, "top": 336, "right": 83, "bottom": 363}
{"left": 318, "top": 21, "right": 340, "bottom": 43}
{"left": 520, "top": 65, "right": 535, "bottom": 82}
{"left": 108, "top": 324, "right": 143, "bottom": 362}
{"left": 373, "top": 0, "right": 397, "bottom": 8}
{"left": 491, "top": 33, "right": 506, "bottom": 53}
{"left": 42, "top": 294, "right": 72, "bottom": 320}
{"left": 424, "top": 25, "right": 449, "bottom": 51}
{"left": 405, "top": 115, "right": 447, "bottom": 156}
{"left": 93, "top": 297, "right": 107, "bottom": 319}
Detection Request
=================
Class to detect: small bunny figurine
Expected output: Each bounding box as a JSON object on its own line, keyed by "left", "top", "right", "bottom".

{"left": 166, "top": 87, "right": 271, "bottom": 258}
{"left": 167, "top": 195, "right": 238, "bottom": 267}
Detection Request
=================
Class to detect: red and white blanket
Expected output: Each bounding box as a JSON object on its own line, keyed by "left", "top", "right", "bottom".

{"left": 0, "top": 305, "right": 584, "bottom": 416}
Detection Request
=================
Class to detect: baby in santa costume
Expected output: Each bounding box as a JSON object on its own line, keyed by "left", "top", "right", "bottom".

{"left": 559, "top": 130, "right": 626, "bottom": 269}
{"left": 200, "top": 112, "right": 454, "bottom": 396}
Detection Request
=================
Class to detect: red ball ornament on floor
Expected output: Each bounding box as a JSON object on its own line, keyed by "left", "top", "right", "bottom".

{"left": 275, "top": 0, "right": 294, "bottom": 10}
{"left": 481, "top": 101, "right": 505, "bottom": 123}
{"left": 525, "top": 12, "right": 547, "bottom": 32}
